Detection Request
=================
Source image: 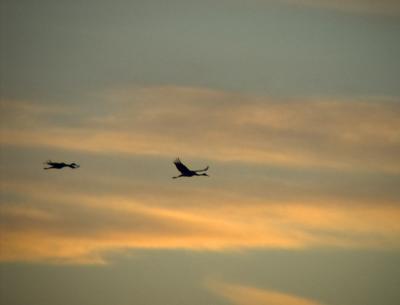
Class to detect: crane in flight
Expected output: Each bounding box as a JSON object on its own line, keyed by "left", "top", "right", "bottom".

{"left": 43, "top": 160, "right": 80, "bottom": 170}
{"left": 172, "top": 158, "right": 209, "bottom": 179}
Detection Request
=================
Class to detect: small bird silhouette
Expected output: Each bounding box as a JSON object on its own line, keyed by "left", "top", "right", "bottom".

{"left": 172, "top": 158, "right": 209, "bottom": 179}
{"left": 43, "top": 160, "right": 80, "bottom": 170}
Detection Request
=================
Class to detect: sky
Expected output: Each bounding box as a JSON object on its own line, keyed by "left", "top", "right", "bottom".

{"left": 1, "top": 0, "right": 400, "bottom": 305}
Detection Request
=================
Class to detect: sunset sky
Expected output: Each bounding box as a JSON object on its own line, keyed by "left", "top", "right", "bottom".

{"left": 1, "top": 1, "right": 400, "bottom": 305}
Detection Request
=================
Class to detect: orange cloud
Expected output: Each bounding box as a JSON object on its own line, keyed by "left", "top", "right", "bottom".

{"left": 1, "top": 180, "right": 400, "bottom": 264}
{"left": 208, "top": 280, "right": 325, "bottom": 305}
{"left": 1, "top": 87, "right": 399, "bottom": 173}
{"left": 1, "top": 87, "right": 400, "bottom": 263}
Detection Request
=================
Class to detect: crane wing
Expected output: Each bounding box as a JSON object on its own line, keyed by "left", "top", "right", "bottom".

{"left": 174, "top": 158, "right": 192, "bottom": 174}
{"left": 194, "top": 166, "right": 209, "bottom": 172}
{"left": 45, "top": 160, "right": 59, "bottom": 166}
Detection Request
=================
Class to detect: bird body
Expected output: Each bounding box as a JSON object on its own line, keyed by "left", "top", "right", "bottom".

{"left": 172, "top": 158, "right": 209, "bottom": 179}
{"left": 44, "top": 161, "right": 80, "bottom": 169}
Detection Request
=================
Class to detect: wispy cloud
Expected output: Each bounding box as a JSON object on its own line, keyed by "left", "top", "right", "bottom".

{"left": 1, "top": 86, "right": 399, "bottom": 172}
{"left": 1, "top": 177, "right": 400, "bottom": 263}
{"left": 208, "top": 280, "right": 325, "bottom": 305}
{"left": 1, "top": 86, "right": 399, "bottom": 263}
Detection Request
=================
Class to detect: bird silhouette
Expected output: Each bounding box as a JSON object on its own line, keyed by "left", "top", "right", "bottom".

{"left": 172, "top": 158, "right": 209, "bottom": 179}
{"left": 43, "top": 160, "right": 80, "bottom": 170}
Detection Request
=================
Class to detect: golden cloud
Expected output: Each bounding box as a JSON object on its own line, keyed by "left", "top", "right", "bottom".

{"left": 1, "top": 180, "right": 400, "bottom": 264}
{"left": 1, "top": 87, "right": 400, "bottom": 263}
{"left": 208, "top": 280, "right": 325, "bottom": 305}
{"left": 1, "top": 86, "right": 399, "bottom": 173}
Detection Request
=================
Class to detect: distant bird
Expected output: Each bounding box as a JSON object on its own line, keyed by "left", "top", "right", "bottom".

{"left": 43, "top": 160, "right": 80, "bottom": 170}
{"left": 172, "top": 158, "right": 209, "bottom": 179}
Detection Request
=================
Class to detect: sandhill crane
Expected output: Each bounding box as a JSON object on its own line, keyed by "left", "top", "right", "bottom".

{"left": 172, "top": 158, "right": 209, "bottom": 179}
{"left": 43, "top": 160, "right": 80, "bottom": 170}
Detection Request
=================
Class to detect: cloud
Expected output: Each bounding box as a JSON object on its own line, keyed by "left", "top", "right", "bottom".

{"left": 208, "top": 280, "right": 325, "bottom": 305}
{"left": 1, "top": 86, "right": 400, "bottom": 263}
{"left": 1, "top": 179, "right": 400, "bottom": 264}
{"left": 1, "top": 86, "right": 399, "bottom": 173}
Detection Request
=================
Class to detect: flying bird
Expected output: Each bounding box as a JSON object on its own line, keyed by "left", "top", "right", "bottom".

{"left": 43, "top": 160, "right": 80, "bottom": 170}
{"left": 172, "top": 158, "right": 209, "bottom": 179}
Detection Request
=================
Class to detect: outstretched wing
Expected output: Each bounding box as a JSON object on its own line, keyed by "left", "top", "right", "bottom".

{"left": 44, "top": 160, "right": 59, "bottom": 166}
{"left": 174, "top": 158, "right": 192, "bottom": 175}
{"left": 194, "top": 166, "right": 209, "bottom": 173}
